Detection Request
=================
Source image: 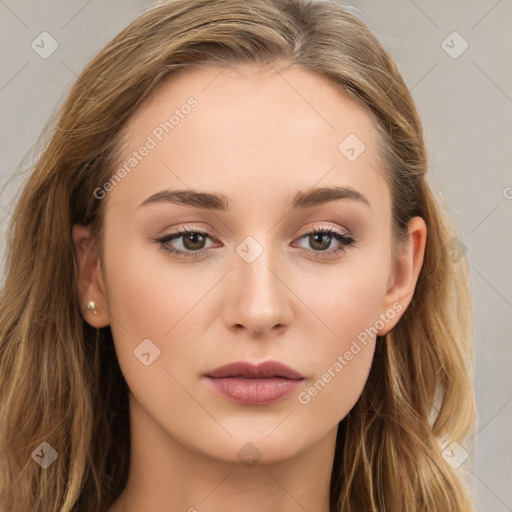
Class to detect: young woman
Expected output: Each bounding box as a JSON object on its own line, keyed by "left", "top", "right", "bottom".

{"left": 0, "top": 0, "right": 477, "bottom": 510}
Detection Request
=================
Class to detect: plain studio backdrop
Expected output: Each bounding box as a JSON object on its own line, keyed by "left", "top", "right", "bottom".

{"left": 0, "top": 1, "right": 511, "bottom": 511}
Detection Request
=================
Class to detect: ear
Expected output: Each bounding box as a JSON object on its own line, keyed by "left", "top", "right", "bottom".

{"left": 72, "top": 224, "right": 110, "bottom": 328}
{"left": 378, "top": 216, "right": 427, "bottom": 335}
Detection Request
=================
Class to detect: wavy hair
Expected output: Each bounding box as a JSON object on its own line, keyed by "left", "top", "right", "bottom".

{"left": 0, "top": 0, "right": 477, "bottom": 510}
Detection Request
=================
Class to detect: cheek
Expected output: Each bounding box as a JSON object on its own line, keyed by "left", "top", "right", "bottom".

{"left": 296, "top": 339, "right": 376, "bottom": 433}
{"left": 296, "top": 298, "right": 380, "bottom": 427}
{"left": 102, "top": 238, "right": 220, "bottom": 387}
{"left": 101, "top": 239, "right": 187, "bottom": 366}
{"left": 103, "top": 226, "right": 197, "bottom": 330}
{"left": 102, "top": 252, "right": 204, "bottom": 431}
{"left": 295, "top": 261, "right": 388, "bottom": 420}
{"left": 298, "top": 251, "right": 389, "bottom": 350}
{"left": 329, "top": 276, "right": 386, "bottom": 344}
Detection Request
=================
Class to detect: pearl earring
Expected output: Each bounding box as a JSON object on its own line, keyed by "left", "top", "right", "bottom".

{"left": 86, "top": 301, "right": 98, "bottom": 315}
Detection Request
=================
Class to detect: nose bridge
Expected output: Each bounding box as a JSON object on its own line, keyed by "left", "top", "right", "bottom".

{"left": 227, "top": 232, "right": 291, "bottom": 333}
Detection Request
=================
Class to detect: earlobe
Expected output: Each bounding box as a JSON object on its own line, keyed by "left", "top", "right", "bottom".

{"left": 72, "top": 224, "right": 110, "bottom": 328}
{"left": 378, "top": 216, "right": 427, "bottom": 336}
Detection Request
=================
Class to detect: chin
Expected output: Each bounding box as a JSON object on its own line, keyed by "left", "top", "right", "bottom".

{"left": 196, "top": 429, "right": 311, "bottom": 467}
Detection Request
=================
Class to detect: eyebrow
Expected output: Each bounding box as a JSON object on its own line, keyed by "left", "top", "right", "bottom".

{"left": 137, "top": 185, "right": 371, "bottom": 211}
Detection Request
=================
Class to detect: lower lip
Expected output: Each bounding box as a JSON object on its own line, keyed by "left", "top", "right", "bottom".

{"left": 204, "top": 376, "right": 303, "bottom": 405}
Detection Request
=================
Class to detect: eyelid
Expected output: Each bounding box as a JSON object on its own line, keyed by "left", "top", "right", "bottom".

{"left": 155, "top": 221, "right": 356, "bottom": 259}
{"left": 299, "top": 221, "right": 351, "bottom": 237}
{"left": 157, "top": 221, "right": 350, "bottom": 241}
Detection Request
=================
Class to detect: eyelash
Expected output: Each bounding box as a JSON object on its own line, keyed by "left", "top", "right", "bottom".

{"left": 155, "top": 225, "right": 356, "bottom": 260}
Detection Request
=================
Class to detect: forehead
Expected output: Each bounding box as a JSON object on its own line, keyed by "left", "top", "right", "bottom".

{"left": 106, "top": 63, "right": 389, "bottom": 217}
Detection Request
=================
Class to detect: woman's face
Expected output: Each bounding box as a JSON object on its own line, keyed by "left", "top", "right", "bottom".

{"left": 74, "top": 63, "right": 425, "bottom": 465}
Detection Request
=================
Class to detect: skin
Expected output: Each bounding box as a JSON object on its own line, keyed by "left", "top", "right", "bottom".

{"left": 73, "top": 63, "right": 426, "bottom": 512}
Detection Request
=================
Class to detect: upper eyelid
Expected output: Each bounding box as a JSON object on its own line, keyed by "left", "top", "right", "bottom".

{"left": 161, "top": 221, "right": 351, "bottom": 238}
{"left": 159, "top": 224, "right": 353, "bottom": 246}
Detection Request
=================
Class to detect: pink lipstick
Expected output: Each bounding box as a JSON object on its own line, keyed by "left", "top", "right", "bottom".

{"left": 204, "top": 360, "right": 304, "bottom": 405}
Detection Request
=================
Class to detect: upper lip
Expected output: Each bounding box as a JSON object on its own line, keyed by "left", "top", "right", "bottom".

{"left": 205, "top": 360, "right": 304, "bottom": 380}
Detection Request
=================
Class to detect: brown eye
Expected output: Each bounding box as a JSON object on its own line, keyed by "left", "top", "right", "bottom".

{"left": 294, "top": 227, "right": 356, "bottom": 259}
{"left": 156, "top": 229, "right": 214, "bottom": 259}
{"left": 181, "top": 232, "right": 207, "bottom": 251}
{"left": 307, "top": 232, "right": 333, "bottom": 251}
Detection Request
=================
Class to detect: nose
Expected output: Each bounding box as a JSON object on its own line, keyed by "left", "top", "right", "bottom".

{"left": 223, "top": 239, "right": 293, "bottom": 338}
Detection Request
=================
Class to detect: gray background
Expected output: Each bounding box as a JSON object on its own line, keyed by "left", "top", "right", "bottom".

{"left": 0, "top": 1, "right": 511, "bottom": 510}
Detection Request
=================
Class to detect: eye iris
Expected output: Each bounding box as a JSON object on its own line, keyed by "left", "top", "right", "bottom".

{"left": 310, "top": 233, "right": 331, "bottom": 251}
{"left": 183, "top": 232, "right": 206, "bottom": 250}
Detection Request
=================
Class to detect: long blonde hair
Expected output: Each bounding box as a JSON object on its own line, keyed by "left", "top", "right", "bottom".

{"left": 0, "top": 0, "right": 477, "bottom": 510}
